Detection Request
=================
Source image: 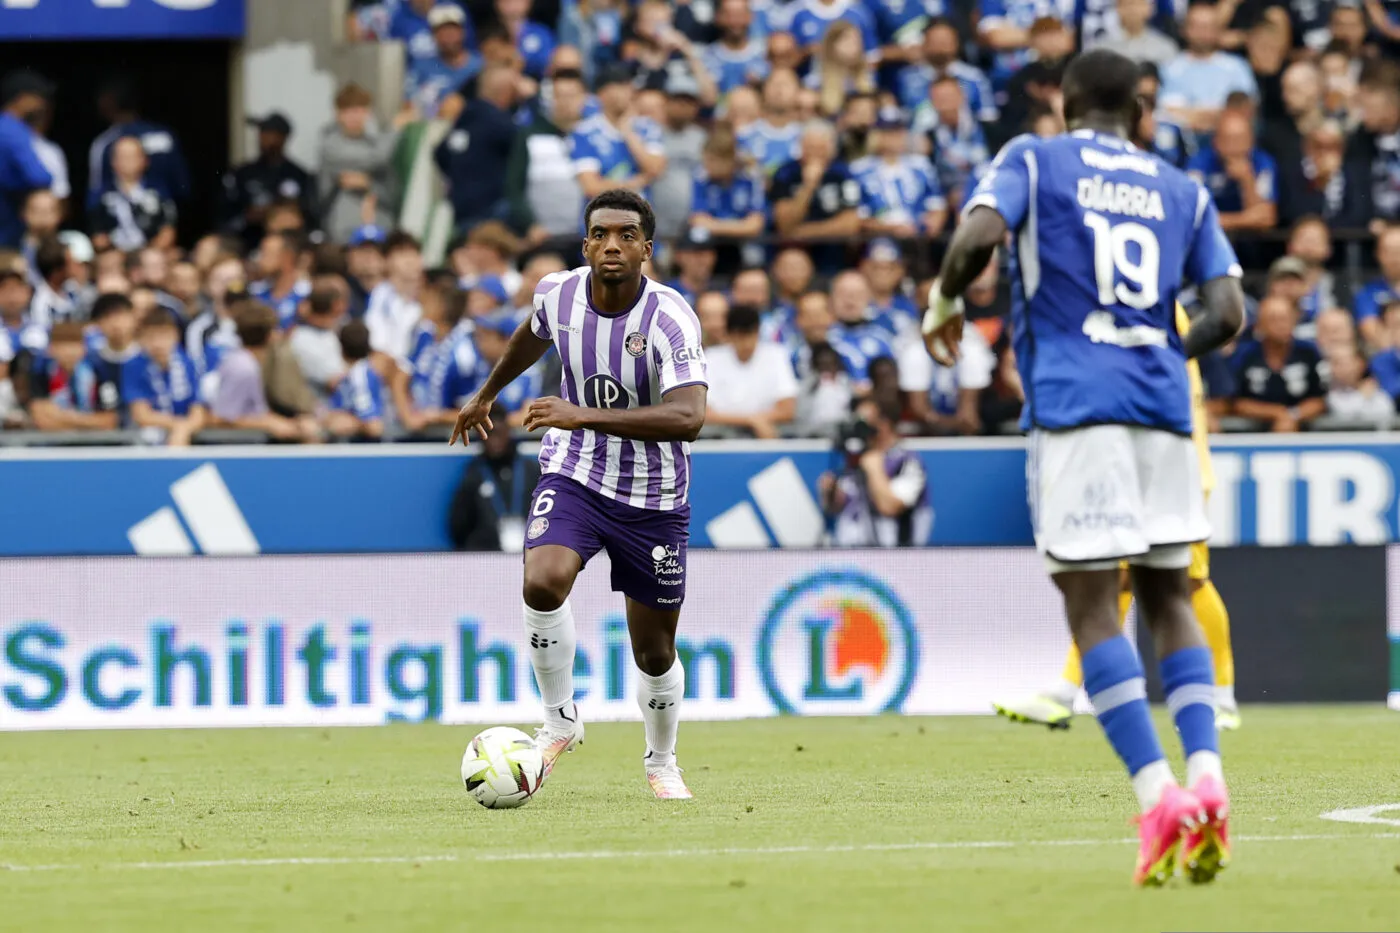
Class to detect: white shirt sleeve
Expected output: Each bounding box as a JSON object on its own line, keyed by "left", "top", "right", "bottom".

{"left": 887, "top": 457, "right": 926, "bottom": 508}
{"left": 956, "top": 325, "right": 996, "bottom": 392}
{"left": 765, "top": 344, "right": 799, "bottom": 401}
{"left": 897, "top": 340, "right": 933, "bottom": 393}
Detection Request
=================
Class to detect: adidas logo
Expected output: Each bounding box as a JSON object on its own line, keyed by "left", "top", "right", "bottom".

{"left": 126, "top": 464, "right": 260, "bottom": 556}
{"left": 704, "top": 456, "right": 824, "bottom": 549}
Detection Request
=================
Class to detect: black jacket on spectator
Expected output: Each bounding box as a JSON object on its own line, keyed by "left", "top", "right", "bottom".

{"left": 435, "top": 98, "right": 516, "bottom": 232}
{"left": 220, "top": 156, "right": 318, "bottom": 248}
{"left": 448, "top": 453, "right": 541, "bottom": 551}
{"left": 1231, "top": 338, "right": 1326, "bottom": 407}
{"left": 91, "top": 185, "right": 176, "bottom": 252}
{"left": 1275, "top": 153, "right": 1372, "bottom": 229}
{"left": 1347, "top": 128, "right": 1400, "bottom": 228}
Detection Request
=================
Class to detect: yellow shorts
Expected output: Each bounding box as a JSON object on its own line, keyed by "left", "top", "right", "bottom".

{"left": 1117, "top": 541, "right": 1210, "bottom": 581}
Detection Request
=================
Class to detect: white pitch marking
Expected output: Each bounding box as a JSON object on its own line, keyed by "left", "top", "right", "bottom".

{"left": 2, "top": 832, "right": 1397, "bottom": 873}
{"left": 1320, "top": 803, "right": 1400, "bottom": 827}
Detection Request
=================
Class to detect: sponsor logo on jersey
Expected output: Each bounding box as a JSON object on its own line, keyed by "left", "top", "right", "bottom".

{"left": 756, "top": 569, "right": 917, "bottom": 715}
{"left": 583, "top": 373, "right": 629, "bottom": 409}
{"left": 651, "top": 543, "right": 683, "bottom": 584}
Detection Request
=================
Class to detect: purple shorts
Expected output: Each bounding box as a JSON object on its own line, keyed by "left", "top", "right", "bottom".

{"left": 524, "top": 473, "right": 689, "bottom": 609}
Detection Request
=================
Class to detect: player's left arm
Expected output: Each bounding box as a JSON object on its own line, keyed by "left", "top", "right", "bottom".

{"left": 525, "top": 384, "right": 708, "bottom": 442}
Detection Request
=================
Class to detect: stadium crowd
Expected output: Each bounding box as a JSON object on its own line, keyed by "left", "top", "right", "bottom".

{"left": 0, "top": 0, "right": 1398, "bottom": 444}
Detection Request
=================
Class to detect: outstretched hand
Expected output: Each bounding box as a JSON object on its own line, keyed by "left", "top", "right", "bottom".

{"left": 449, "top": 393, "right": 494, "bottom": 446}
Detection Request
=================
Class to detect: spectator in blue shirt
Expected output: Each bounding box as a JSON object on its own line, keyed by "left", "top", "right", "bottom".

{"left": 1231, "top": 295, "right": 1328, "bottom": 432}
{"left": 494, "top": 0, "right": 555, "bottom": 79}
{"left": 0, "top": 73, "right": 55, "bottom": 250}
{"left": 976, "top": 0, "right": 1065, "bottom": 95}
{"left": 18, "top": 321, "right": 117, "bottom": 432}
{"left": 569, "top": 63, "right": 668, "bottom": 200}
{"left": 88, "top": 76, "right": 190, "bottom": 207}
{"left": 1353, "top": 226, "right": 1400, "bottom": 349}
{"left": 787, "top": 0, "right": 878, "bottom": 55}
{"left": 703, "top": 0, "right": 771, "bottom": 100}
{"left": 861, "top": 238, "right": 920, "bottom": 335}
{"left": 771, "top": 121, "right": 863, "bottom": 273}
{"left": 85, "top": 292, "right": 142, "bottom": 420}
{"left": 1186, "top": 108, "right": 1278, "bottom": 233}
{"left": 473, "top": 311, "right": 542, "bottom": 422}
{"left": 667, "top": 228, "right": 718, "bottom": 308}
{"left": 1369, "top": 302, "right": 1400, "bottom": 398}
{"left": 124, "top": 308, "right": 206, "bottom": 446}
{"left": 738, "top": 68, "right": 804, "bottom": 177}
{"left": 393, "top": 0, "right": 471, "bottom": 67}
{"left": 1160, "top": 3, "right": 1259, "bottom": 136}
{"left": 690, "top": 125, "right": 767, "bottom": 243}
{"left": 915, "top": 76, "right": 990, "bottom": 211}
{"left": 428, "top": 304, "right": 481, "bottom": 413}
{"left": 326, "top": 320, "right": 385, "bottom": 440}
{"left": 852, "top": 113, "right": 947, "bottom": 238}
{"left": 435, "top": 64, "right": 519, "bottom": 232}
{"left": 896, "top": 19, "right": 998, "bottom": 122}
{"left": 830, "top": 268, "right": 899, "bottom": 359}
{"left": 406, "top": 4, "right": 481, "bottom": 118}
{"left": 250, "top": 230, "right": 312, "bottom": 330}
{"left": 868, "top": 0, "right": 940, "bottom": 83}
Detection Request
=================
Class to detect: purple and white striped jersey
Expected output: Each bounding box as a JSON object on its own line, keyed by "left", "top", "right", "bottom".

{"left": 530, "top": 267, "right": 708, "bottom": 511}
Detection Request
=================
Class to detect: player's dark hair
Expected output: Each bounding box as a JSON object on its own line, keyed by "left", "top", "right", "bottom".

{"left": 340, "top": 320, "right": 372, "bottom": 361}
{"left": 725, "top": 303, "right": 761, "bottom": 334}
{"left": 384, "top": 230, "right": 422, "bottom": 255}
{"left": 234, "top": 301, "right": 279, "bottom": 348}
{"left": 139, "top": 306, "right": 177, "bottom": 331}
{"left": 1062, "top": 49, "right": 1141, "bottom": 128}
{"left": 34, "top": 237, "right": 66, "bottom": 283}
{"left": 91, "top": 292, "right": 135, "bottom": 321}
{"left": 584, "top": 189, "right": 656, "bottom": 240}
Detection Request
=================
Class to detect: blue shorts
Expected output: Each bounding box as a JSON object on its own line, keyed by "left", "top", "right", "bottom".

{"left": 524, "top": 473, "right": 689, "bottom": 609}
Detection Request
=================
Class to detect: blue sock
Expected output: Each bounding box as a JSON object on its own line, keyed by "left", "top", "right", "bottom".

{"left": 1161, "top": 646, "right": 1218, "bottom": 758}
{"left": 1082, "top": 635, "right": 1165, "bottom": 776}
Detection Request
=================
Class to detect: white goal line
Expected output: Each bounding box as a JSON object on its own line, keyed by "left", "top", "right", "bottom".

{"left": 3, "top": 831, "right": 1397, "bottom": 874}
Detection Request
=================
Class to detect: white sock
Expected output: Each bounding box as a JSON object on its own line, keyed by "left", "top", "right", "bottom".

{"left": 1186, "top": 750, "right": 1224, "bottom": 787}
{"left": 637, "top": 658, "right": 684, "bottom": 766}
{"left": 1131, "top": 760, "right": 1177, "bottom": 812}
{"left": 1214, "top": 684, "right": 1237, "bottom": 709}
{"left": 1045, "top": 678, "right": 1079, "bottom": 708}
{"left": 524, "top": 600, "right": 576, "bottom": 723}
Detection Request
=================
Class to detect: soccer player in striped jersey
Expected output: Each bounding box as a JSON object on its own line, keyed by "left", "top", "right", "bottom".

{"left": 451, "top": 189, "right": 708, "bottom": 800}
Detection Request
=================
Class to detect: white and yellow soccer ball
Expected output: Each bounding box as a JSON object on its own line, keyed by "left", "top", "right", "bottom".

{"left": 461, "top": 726, "right": 545, "bottom": 809}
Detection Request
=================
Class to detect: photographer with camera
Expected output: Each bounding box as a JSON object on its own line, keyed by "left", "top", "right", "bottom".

{"left": 819, "top": 395, "right": 933, "bottom": 547}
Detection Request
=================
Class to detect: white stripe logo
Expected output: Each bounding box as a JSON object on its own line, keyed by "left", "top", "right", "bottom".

{"left": 126, "top": 464, "right": 260, "bottom": 556}
{"left": 705, "top": 457, "right": 825, "bottom": 549}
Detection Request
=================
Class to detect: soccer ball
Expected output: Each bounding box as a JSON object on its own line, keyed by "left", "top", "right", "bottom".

{"left": 460, "top": 726, "right": 545, "bottom": 809}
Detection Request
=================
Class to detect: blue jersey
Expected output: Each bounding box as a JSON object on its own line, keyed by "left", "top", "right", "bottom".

{"left": 964, "top": 131, "right": 1241, "bottom": 434}
{"left": 691, "top": 169, "right": 766, "bottom": 220}
{"left": 1186, "top": 147, "right": 1277, "bottom": 215}
{"left": 249, "top": 278, "right": 312, "bottom": 330}
{"left": 391, "top": 2, "right": 473, "bottom": 65}
{"left": 429, "top": 321, "right": 482, "bottom": 409}
{"left": 896, "top": 61, "right": 998, "bottom": 121}
{"left": 866, "top": 0, "right": 943, "bottom": 46}
{"left": 851, "top": 154, "right": 947, "bottom": 230}
{"left": 490, "top": 360, "right": 544, "bottom": 414}
{"left": 406, "top": 55, "right": 481, "bottom": 118}
{"left": 788, "top": 0, "right": 879, "bottom": 50}
{"left": 406, "top": 320, "right": 443, "bottom": 410}
{"left": 701, "top": 41, "right": 771, "bottom": 97}
{"left": 873, "top": 292, "right": 920, "bottom": 333}
{"left": 827, "top": 327, "right": 896, "bottom": 381}
{"left": 737, "top": 120, "right": 803, "bottom": 178}
{"left": 516, "top": 21, "right": 556, "bottom": 78}
{"left": 569, "top": 115, "right": 664, "bottom": 192}
{"left": 330, "top": 359, "right": 385, "bottom": 421}
{"left": 122, "top": 350, "right": 202, "bottom": 418}
{"left": 1150, "top": 117, "right": 1194, "bottom": 170}
{"left": 1353, "top": 278, "right": 1399, "bottom": 324}
{"left": 917, "top": 111, "right": 991, "bottom": 208}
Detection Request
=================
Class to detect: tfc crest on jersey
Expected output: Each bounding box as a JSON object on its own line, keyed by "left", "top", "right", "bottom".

{"left": 529, "top": 268, "right": 709, "bottom": 511}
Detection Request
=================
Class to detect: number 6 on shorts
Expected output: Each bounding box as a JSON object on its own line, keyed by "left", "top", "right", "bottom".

{"left": 533, "top": 489, "right": 556, "bottom": 517}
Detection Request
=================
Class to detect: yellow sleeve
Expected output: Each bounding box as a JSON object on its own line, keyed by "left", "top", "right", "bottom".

{"left": 1177, "top": 304, "right": 1214, "bottom": 497}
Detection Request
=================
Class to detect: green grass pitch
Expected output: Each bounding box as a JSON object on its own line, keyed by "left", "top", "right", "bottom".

{"left": 3, "top": 706, "right": 1398, "bottom": 932}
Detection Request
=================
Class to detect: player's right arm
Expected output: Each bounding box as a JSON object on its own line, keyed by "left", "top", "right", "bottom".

{"left": 450, "top": 293, "right": 556, "bottom": 446}
{"left": 925, "top": 135, "right": 1035, "bottom": 363}
{"left": 1181, "top": 186, "right": 1247, "bottom": 360}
